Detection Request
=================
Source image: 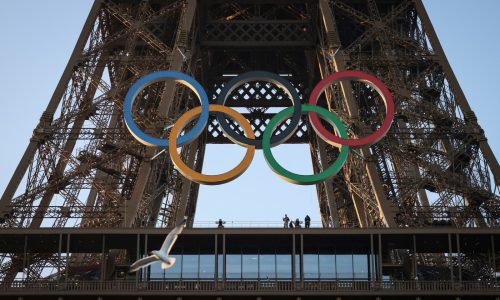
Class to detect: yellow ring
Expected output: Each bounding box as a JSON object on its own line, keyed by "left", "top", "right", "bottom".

{"left": 168, "top": 104, "right": 256, "bottom": 185}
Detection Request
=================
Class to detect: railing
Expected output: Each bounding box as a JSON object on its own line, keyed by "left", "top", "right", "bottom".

{"left": 224, "top": 280, "right": 294, "bottom": 291}
{"left": 3, "top": 280, "right": 500, "bottom": 294}
{"left": 302, "top": 280, "right": 372, "bottom": 291}
{"left": 193, "top": 221, "right": 324, "bottom": 228}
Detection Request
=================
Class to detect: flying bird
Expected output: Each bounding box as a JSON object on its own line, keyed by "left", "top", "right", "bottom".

{"left": 129, "top": 217, "right": 187, "bottom": 272}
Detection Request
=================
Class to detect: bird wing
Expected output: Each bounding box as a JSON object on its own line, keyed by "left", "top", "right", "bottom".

{"left": 159, "top": 219, "right": 186, "bottom": 255}
{"left": 129, "top": 255, "right": 158, "bottom": 272}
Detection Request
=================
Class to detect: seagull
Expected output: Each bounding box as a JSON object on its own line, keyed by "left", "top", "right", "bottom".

{"left": 129, "top": 217, "right": 187, "bottom": 272}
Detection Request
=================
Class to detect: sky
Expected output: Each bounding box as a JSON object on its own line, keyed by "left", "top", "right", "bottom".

{"left": 0, "top": 1, "right": 498, "bottom": 226}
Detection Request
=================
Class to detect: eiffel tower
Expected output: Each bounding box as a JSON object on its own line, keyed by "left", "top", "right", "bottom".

{"left": 0, "top": 0, "right": 499, "bottom": 298}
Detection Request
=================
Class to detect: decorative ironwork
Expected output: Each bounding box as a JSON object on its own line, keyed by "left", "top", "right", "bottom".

{"left": 0, "top": 0, "right": 498, "bottom": 293}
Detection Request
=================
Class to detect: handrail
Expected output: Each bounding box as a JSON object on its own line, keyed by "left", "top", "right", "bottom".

{"left": 193, "top": 221, "right": 323, "bottom": 228}
{"left": 3, "top": 280, "right": 499, "bottom": 293}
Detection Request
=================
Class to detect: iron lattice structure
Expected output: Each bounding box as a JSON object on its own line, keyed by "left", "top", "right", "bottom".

{"left": 0, "top": 0, "right": 499, "bottom": 285}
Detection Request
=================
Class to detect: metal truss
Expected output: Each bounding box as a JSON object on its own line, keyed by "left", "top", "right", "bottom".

{"left": 0, "top": 0, "right": 498, "bottom": 285}
{"left": 314, "top": 0, "right": 499, "bottom": 228}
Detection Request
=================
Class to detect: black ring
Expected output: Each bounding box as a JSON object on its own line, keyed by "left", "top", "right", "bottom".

{"left": 215, "top": 71, "right": 302, "bottom": 149}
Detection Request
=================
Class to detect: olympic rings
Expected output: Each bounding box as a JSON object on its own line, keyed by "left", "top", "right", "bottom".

{"left": 123, "top": 71, "right": 209, "bottom": 147}
{"left": 123, "top": 70, "right": 394, "bottom": 185}
{"left": 169, "top": 104, "right": 256, "bottom": 185}
{"left": 216, "top": 71, "right": 301, "bottom": 149}
{"left": 308, "top": 70, "right": 394, "bottom": 147}
{"left": 262, "top": 104, "right": 349, "bottom": 185}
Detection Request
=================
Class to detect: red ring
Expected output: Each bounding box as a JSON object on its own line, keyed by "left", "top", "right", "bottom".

{"left": 308, "top": 70, "right": 394, "bottom": 147}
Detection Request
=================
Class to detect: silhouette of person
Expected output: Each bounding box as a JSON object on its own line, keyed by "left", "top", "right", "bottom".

{"left": 289, "top": 220, "right": 294, "bottom": 228}
{"left": 216, "top": 219, "right": 225, "bottom": 228}
{"left": 295, "top": 218, "right": 301, "bottom": 228}
{"left": 283, "top": 214, "right": 290, "bottom": 228}
{"left": 305, "top": 215, "right": 311, "bottom": 228}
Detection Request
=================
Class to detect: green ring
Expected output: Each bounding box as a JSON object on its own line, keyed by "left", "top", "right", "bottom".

{"left": 262, "top": 104, "right": 349, "bottom": 185}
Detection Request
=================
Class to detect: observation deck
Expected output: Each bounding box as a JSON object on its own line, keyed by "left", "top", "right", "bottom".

{"left": 1, "top": 227, "right": 499, "bottom": 299}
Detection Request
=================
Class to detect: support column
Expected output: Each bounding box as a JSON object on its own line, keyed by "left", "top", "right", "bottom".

{"left": 300, "top": 234, "right": 304, "bottom": 288}
{"left": 413, "top": 0, "right": 500, "bottom": 185}
{"left": 214, "top": 234, "right": 218, "bottom": 290}
{"left": 174, "top": 139, "right": 201, "bottom": 225}
{"left": 65, "top": 234, "right": 71, "bottom": 281}
{"left": 222, "top": 234, "right": 226, "bottom": 290}
{"left": 144, "top": 234, "right": 149, "bottom": 281}
{"left": 23, "top": 235, "right": 28, "bottom": 281}
{"left": 58, "top": 234, "right": 62, "bottom": 278}
{"left": 135, "top": 234, "right": 140, "bottom": 284}
{"left": 412, "top": 235, "right": 418, "bottom": 280}
{"left": 456, "top": 234, "right": 462, "bottom": 286}
{"left": 292, "top": 234, "right": 296, "bottom": 288}
{"left": 100, "top": 235, "right": 106, "bottom": 282}
{"left": 124, "top": 0, "right": 198, "bottom": 228}
{"left": 370, "top": 234, "right": 375, "bottom": 283}
{"left": 492, "top": 235, "right": 497, "bottom": 283}
{"left": 318, "top": 0, "right": 395, "bottom": 227}
{"left": 351, "top": 194, "right": 369, "bottom": 228}
{"left": 448, "top": 233, "right": 454, "bottom": 285}
{"left": 0, "top": 0, "right": 104, "bottom": 214}
{"left": 314, "top": 138, "right": 341, "bottom": 227}
{"left": 377, "top": 234, "right": 383, "bottom": 281}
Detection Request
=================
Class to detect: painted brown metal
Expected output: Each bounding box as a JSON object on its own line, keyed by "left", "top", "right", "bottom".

{"left": 0, "top": 0, "right": 498, "bottom": 294}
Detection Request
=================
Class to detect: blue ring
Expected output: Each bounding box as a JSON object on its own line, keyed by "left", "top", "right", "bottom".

{"left": 123, "top": 71, "right": 209, "bottom": 147}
